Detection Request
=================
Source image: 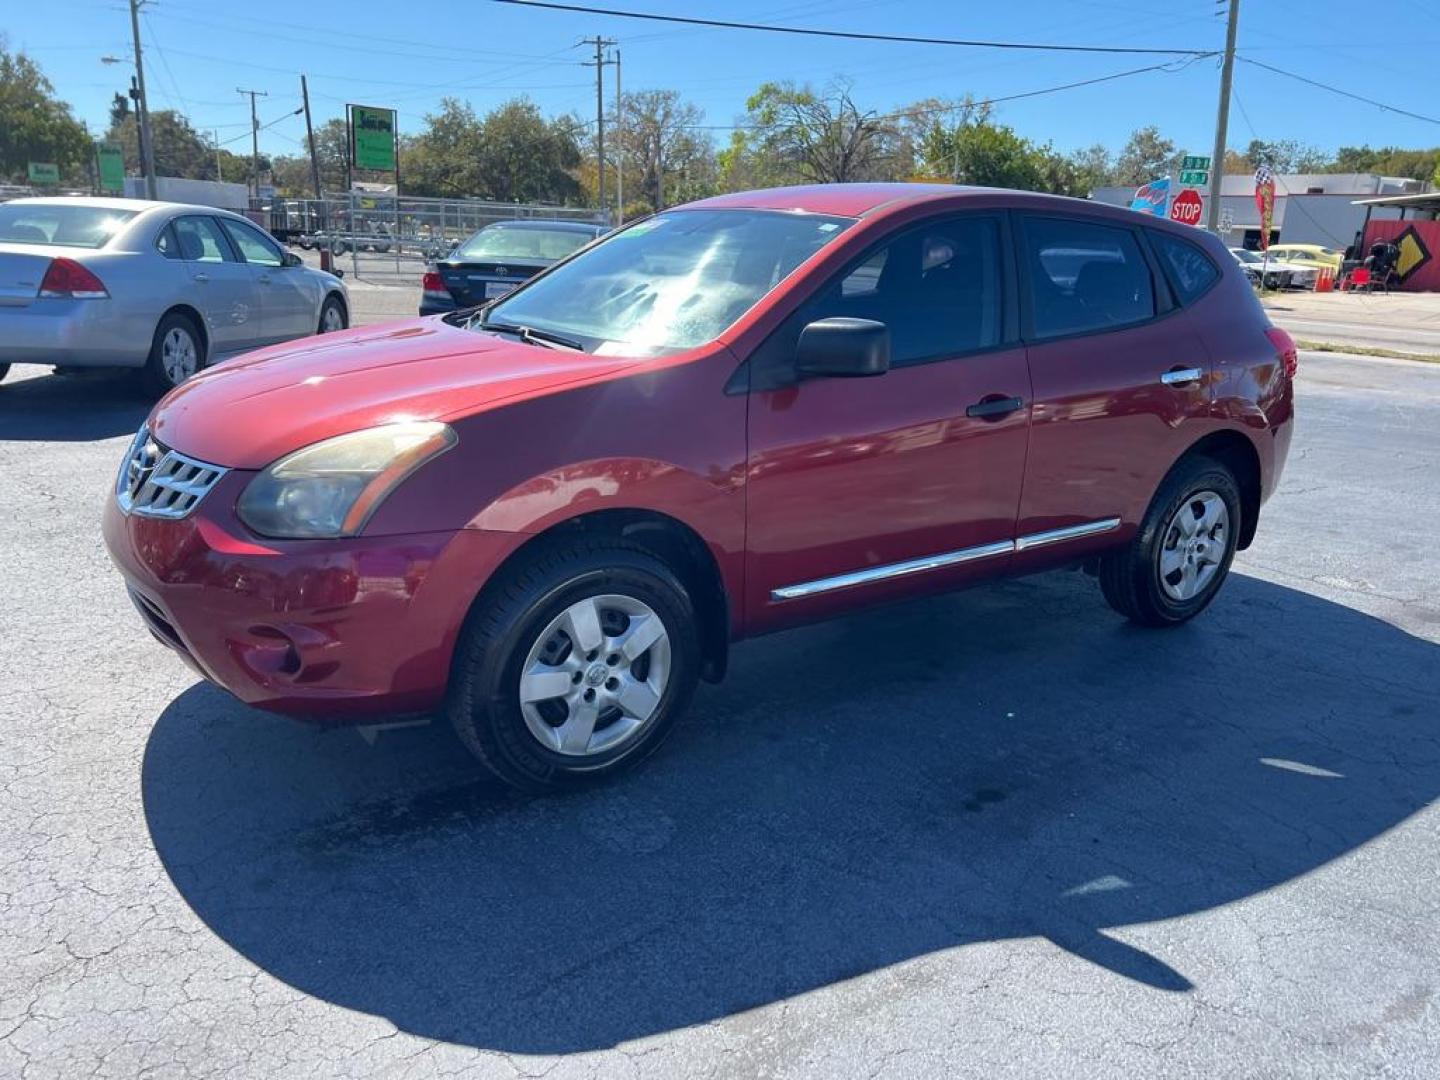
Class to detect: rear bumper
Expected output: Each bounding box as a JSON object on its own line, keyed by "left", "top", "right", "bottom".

{"left": 102, "top": 479, "right": 527, "bottom": 720}
{"left": 0, "top": 298, "right": 151, "bottom": 367}
{"left": 419, "top": 294, "right": 459, "bottom": 317}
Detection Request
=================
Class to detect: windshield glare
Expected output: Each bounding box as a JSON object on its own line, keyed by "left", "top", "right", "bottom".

{"left": 456, "top": 224, "right": 598, "bottom": 262}
{"left": 481, "top": 209, "right": 855, "bottom": 354}
{"left": 0, "top": 205, "right": 138, "bottom": 248}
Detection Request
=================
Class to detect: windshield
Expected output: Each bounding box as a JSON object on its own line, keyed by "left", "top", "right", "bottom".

{"left": 0, "top": 205, "right": 138, "bottom": 248}
{"left": 480, "top": 209, "right": 855, "bottom": 354}
{"left": 1232, "top": 249, "right": 1262, "bottom": 263}
{"left": 455, "top": 224, "right": 598, "bottom": 262}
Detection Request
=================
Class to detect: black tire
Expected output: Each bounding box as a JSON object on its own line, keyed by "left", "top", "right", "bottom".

{"left": 1098, "top": 455, "right": 1242, "bottom": 628}
{"left": 448, "top": 541, "right": 701, "bottom": 792}
{"left": 140, "top": 311, "right": 205, "bottom": 397}
{"left": 317, "top": 294, "right": 348, "bottom": 334}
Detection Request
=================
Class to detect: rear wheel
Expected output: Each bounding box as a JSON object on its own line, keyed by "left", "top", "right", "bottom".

{"left": 448, "top": 541, "right": 700, "bottom": 792}
{"left": 1098, "top": 456, "right": 1241, "bottom": 627}
{"left": 141, "top": 312, "right": 204, "bottom": 396}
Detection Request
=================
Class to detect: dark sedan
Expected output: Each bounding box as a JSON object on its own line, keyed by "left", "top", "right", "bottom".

{"left": 419, "top": 219, "right": 606, "bottom": 315}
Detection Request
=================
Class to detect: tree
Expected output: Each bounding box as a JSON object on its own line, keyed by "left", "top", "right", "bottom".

{"left": 1330, "top": 144, "right": 1439, "bottom": 183}
{"left": 0, "top": 41, "right": 91, "bottom": 185}
{"left": 476, "top": 99, "right": 582, "bottom": 204}
{"left": 104, "top": 107, "right": 236, "bottom": 182}
{"left": 1113, "top": 126, "right": 1178, "bottom": 186}
{"left": 740, "top": 81, "right": 900, "bottom": 185}
{"left": 402, "top": 98, "right": 485, "bottom": 196}
{"left": 1240, "top": 139, "right": 1330, "bottom": 174}
{"left": 1067, "top": 143, "right": 1114, "bottom": 191}
{"left": 615, "top": 89, "right": 711, "bottom": 212}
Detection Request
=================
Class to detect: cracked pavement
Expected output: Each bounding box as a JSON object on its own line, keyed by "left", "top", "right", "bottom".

{"left": 1, "top": 347, "right": 1438, "bottom": 1078}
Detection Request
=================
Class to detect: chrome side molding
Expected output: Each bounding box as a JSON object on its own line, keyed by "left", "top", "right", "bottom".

{"left": 770, "top": 517, "right": 1121, "bottom": 600}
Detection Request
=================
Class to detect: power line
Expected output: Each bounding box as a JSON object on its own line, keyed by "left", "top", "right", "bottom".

{"left": 485, "top": 0, "right": 1211, "bottom": 56}
{"left": 1236, "top": 57, "right": 1440, "bottom": 127}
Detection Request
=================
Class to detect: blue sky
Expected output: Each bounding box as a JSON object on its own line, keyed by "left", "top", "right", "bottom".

{"left": 9, "top": 0, "right": 1440, "bottom": 164}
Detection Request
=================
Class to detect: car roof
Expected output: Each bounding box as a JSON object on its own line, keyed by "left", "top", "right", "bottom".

{"left": 484, "top": 219, "right": 604, "bottom": 233}
{"left": 3, "top": 195, "right": 193, "bottom": 214}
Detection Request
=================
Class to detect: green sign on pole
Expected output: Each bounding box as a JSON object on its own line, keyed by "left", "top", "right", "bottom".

{"left": 27, "top": 161, "right": 60, "bottom": 185}
{"left": 349, "top": 105, "right": 397, "bottom": 172}
{"left": 1182, "top": 155, "right": 1211, "bottom": 172}
{"left": 1180, "top": 169, "right": 1209, "bottom": 186}
{"left": 96, "top": 145, "right": 125, "bottom": 193}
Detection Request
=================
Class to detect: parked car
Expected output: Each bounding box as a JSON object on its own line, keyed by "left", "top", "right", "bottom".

{"left": 1267, "top": 243, "right": 1343, "bottom": 276}
{"left": 0, "top": 197, "right": 349, "bottom": 393}
{"left": 419, "top": 219, "right": 606, "bottom": 315}
{"left": 105, "top": 183, "right": 1295, "bottom": 791}
{"left": 1229, "top": 247, "right": 1295, "bottom": 290}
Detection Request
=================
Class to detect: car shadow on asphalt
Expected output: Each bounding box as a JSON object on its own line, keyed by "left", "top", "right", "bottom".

{"left": 141, "top": 570, "right": 1440, "bottom": 1053}
{"left": 0, "top": 370, "right": 150, "bottom": 441}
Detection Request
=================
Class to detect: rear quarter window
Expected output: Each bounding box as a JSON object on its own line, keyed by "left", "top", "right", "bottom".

{"left": 1150, "top": 231, "right": 1220, "bottom": 305}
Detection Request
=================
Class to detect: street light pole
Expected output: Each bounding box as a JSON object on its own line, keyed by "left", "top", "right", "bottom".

{"left": 1205, "top": 0, "right": 1240, "bottom": 232}
{"left": 126, "top": 0, "right": 157, "bottom": 199}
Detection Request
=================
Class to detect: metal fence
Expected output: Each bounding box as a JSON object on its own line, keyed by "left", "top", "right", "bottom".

{"left": 251, "top": 194, "right": 609, "bottom": 270}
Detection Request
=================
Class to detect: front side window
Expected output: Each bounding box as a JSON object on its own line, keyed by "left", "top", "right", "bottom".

{"left": 172, "top": 216, "right": 234, "bottom": 263}
{"left": 786, "top": 215, "right": 1003, "bottom": 368}
{"left": 220, "top": 219, "right": 283, "bottom": 267}
{"left": 1151, "top": 232, "right": 1219, "bottom": 304}
{"left": 1022, "top": 216, "right": 1156, "bottom": 339}
{"left": 455, "top": 224, "right": 598, "bottom": 262}
{"left": 0, "top": 205, "right": 137, "bottom": 248}
{"left": 479, "top": 209, "right": 855, "bottom": 355}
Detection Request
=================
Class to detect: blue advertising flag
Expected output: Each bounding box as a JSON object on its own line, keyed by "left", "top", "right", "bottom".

{"left": 1130, "top": 177, "right": 1171, "bottom": 218}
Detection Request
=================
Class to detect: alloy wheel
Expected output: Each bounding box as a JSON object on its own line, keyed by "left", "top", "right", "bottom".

{"left": 518, "top": 593, "right": 672, "bottom": 757}
{"left": 1158, "top": 490, "right": 1230, "bottom": 602}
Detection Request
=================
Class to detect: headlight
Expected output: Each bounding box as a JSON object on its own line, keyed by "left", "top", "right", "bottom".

{"left": 237, "top": 421, "right": 456, "bottom": 539}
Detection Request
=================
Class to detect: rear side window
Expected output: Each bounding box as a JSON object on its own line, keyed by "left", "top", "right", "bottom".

{"left": 797, "top": 215, "right": 1004, "bottom": 366}
{"left": 156, "top": 224, "right": 181, "bottom": 260}
{"left": 172, "top": 216, "right": 234, "bottom": 263}
{"left": 1021, "top": 217, "right": 1155, "bottom": 339}
{"left": 1150, "top": 232, "right": 1219, "bottom": 304}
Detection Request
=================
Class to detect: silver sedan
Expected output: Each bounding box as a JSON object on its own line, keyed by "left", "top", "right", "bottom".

{"left": 0, "top": 197, "right": 349, "bottom": 393}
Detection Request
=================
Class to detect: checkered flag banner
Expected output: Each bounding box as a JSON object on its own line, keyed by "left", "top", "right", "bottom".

{"left": 1254, "top": 164, "right": 1274, "bottom": 189}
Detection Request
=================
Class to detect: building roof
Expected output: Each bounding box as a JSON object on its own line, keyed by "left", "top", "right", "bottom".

{"left": 1352, "top": 192, "right": 1440, "bottom": 212}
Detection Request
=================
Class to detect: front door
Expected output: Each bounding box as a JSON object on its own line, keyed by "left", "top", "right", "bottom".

{"left": 219, "top": 217, "right": 315, "bottom": 343}
{"left": 167, "top": 215, "right": 261, "bottom": 358}
{"left": 744, "top": 214, "right": 1031, "bottom": 632}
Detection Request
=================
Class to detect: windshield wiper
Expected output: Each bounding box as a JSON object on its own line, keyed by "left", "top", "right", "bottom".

{"left": 476, "top": 319, "right": 584, "bottom": 352}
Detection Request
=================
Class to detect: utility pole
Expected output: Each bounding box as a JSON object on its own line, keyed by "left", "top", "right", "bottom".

{"left": 211, "top": 129, "right": 222, "bottom": 182}
{"left": 1205, "top": 0, "right": 1240, "bottom": 232}
{"left": 127, "top": 0, "right": 157, "bottom": 199}
{"left": 237, "top": 87, "right": 268, "bottom": 200}
{"left": 300, "top": 75, "right": 323, "bottom": 200}
{"left": 614, "top": 48, "right": 623, "bottom": 223}
{"left": 581, "top": 36, "right": 617, "bottom": 222}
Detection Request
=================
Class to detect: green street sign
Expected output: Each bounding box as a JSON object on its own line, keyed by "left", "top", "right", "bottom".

{"left": 96, "top": 145, "right": 125, "bottom": 193}
{"left": 27, "top": 161, "right": 60, "bottom": 185}
{"left": 1180, "top": 169, "right": 1209, "bottom": 186}
{"left": 1182, "top": 155, "right": 1211, "bottom": 171}
{"left": 349, "top": 105, "right": 397, "bottom": 172}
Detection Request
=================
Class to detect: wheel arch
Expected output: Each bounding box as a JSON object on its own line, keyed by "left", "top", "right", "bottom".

{"left": 459, "top": 508, "right": 732, "bottom": 685}
{"left": 158, "top": 304, "right": 209, "bottom": 363}
{"left": 1174, "top": 429, "right": 1263, "bottom": 549}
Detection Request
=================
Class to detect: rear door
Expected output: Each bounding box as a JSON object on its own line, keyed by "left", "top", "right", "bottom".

{"left": 1012, "top": 214, "right": 1214, "bottom": 568}
{"left": 219, "top": 218, "right": 315, "bottom": 343}
{"left": 166, "top": 215, "right": 261, "bottom": 356}
{"left": 744, "top": 212, "right": 1031, "bottom": 631}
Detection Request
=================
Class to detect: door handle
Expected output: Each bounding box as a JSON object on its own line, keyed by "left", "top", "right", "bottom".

{"left": 1160, "top": 366, "right": 1204, "bottom": 387}
{"left": 257, "top": 274, "right": 272, "bottom": 285}
{"left": 966, "top": 395, "right": 1025, "bottom": 420}
{"left": 193, "top": 272, "right": 209, "bottom": 284}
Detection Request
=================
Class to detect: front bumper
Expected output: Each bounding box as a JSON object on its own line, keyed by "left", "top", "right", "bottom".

{"left": 0, "top": 298, "right": 152, "bottom": 367}
{"left": 102, "top": 475, "right": 526, "bottom": 720}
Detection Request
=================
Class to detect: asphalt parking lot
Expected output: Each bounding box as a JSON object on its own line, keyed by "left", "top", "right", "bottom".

{"left": 2, "top": 340, "right": 1438, "bottom": 1077}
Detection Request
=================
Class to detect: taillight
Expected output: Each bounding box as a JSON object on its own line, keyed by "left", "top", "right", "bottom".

{"left": 421, "top": 269, "right": 447, "bottom": 296}
{"left": 1265, "top": 326, "right": 1299, "bottom": 379}
{"left": 39, "top": 257, "right": 109, "bottom": 299}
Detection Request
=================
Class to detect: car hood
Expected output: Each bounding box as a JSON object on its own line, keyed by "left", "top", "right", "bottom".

{"left": 149, "top": 317, "right": 629, "bottom": 469}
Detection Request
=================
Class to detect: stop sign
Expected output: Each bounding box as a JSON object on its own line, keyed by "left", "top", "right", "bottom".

{"left": 1170, "top": 187, "right": 1204, "bottom": 226}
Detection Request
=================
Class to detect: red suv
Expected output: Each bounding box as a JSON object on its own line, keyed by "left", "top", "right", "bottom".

{"left": 105, "top": 184, "right": 1295, "bottom": 791}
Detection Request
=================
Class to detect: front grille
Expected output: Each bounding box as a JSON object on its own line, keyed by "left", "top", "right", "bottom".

{"left": 115, "top": 425, "right": 227, "bottom": 520}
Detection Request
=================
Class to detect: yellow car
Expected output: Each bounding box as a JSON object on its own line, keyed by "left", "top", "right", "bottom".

{"left": 1268, "top": 244, "right": 1344, "bottom": 273}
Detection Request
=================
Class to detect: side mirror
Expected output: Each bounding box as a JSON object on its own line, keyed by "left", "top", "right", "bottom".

{"left": 282, "top": 250, "right": 303, "bottom": 268}
{"left": 795, "top": 317, "right": 890, "bottom": 379}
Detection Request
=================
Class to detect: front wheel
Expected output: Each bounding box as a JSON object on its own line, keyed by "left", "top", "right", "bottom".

{"left": 1098, "top": 456, "right": 1241, "bottom": 627}
{"left": 448, "top": 542, "right": 700, "bottom": 792}
{"left": 318, "top": 294, "right": 347, "bottom": 334}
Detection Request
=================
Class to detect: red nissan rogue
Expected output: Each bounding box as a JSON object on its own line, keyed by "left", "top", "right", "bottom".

{"left": 105, "top": 184, "right": 1295, "bottom": 791}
